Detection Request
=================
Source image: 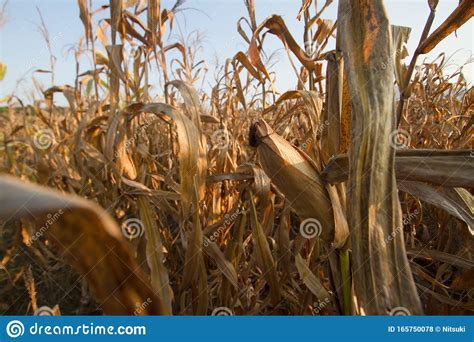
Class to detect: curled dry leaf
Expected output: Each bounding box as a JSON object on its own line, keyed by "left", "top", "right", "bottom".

{"left": 0, "top": 175, "right": 166, "bottom": 315}
{"left": 125, "top": 101, "right": 207, "bottom": 217}
{"left": 417, "top": 0, "right": 474, "bottom": 54}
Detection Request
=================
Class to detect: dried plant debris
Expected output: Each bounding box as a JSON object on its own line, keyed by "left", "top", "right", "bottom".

{"left": 0, "top": 0, "right": 472, "bottom": 316}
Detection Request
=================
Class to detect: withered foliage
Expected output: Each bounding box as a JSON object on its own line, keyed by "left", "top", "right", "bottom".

{"left": 0, "top": 0, "right": 472, "bottom": 315}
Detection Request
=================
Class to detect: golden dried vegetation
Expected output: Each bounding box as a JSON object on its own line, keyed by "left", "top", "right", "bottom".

{"left": 0, "top": 0, "right": 472, "bottom": 315}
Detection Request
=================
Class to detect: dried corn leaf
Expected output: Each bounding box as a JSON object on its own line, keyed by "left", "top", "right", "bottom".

{"left": 391, "top": 25, "right": 411, "bottom": 90}
{"left": 295, "top": 254, "right": 331, "bottom": 300}
{"left": 203, "top": 241, "right": 238, "bottom": 289}
{"left": 125, "top": 102, "right": 206, "bottom": 217}
{"left": 0, "top": 175, "right": 165, "bottom": 315}
{"left": 77, "top": 0, "right": 92, "bottom": 44}
{"left": 181, "top": 179, "right": 208, "bottom": 314}
{"left": 418, "top": 0, "right": 474, "bottom": 54}
{"left": 106, "top": 44, "right": 124, "bottom": 108}
{"left": 249, "top": 15, "right": 317, "bottom": 81}
{"left": 137, "top": 196, "right": 173, "bottom": 314}
{"left": 233, "top": 51, "right": 263, "bottom": 82}
{"left": 313, "top": 19, "right": 334, "bottom": 45}
{"left": 339, "top": 72, "right": 351, "bottom": 154}
{"left": 116, "top": 124, "right": 137, "bottom": 180}
{"left": 110, "top": 0, "right": 123, "bottom": 45}
{"left": 147, "top": 0, "right": 160, "bottom": 46}
{"left": 321, "top": 150, "right": 474, "bottom": 188}
{"left": 249, "top": 192, "right": 280, "bottom": 304}
{"left": 398, "top": 181, "right": 473, "bottom": 234}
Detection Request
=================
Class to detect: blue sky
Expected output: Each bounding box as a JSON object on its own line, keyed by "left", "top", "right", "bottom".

{"left": 0, "top": 0, "right": 472, "bottom": 103}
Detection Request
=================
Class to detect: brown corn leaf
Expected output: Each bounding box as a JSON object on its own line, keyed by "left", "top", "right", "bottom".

{"left": 125, "top": 102, "right": 206, "bottom": 217}
{"left": 398, "top": 181, "right": 473, "bottom": 234}
{"left": 321, "top": 51, "right": 343, "bottom": 163}
{"left": 391, "top": 25, "right": 411, "bottom": 90}
{"left": 249, "top": 192, "right": 281, "bottom": 304}
{"left": 77, "top": 0, "right": 92, "bottom": 44}
{"left": 181, "top": 179, "right": 208, "bottom": 314}
{"left": 147, "top": 0, "right": 160, "bottom": 46}
{"left": 0, "top": 175, "right": 166, "bottom": 315}
{"left": 137, "top": 196, "right": 173, "bottom": 314}
{"left": 418, "top": 0, "right": 474, "bottom": 54}
{"left": 110, "top": 0, "right": 123, "bottom": 45}
{"left": 295, "top": 254, "right": 331, "bottom": 301}
{"left": 203, "top": 241, "right": 238, "bottom": 289}
{"left": 321, "top": 150, "right": 474, "bottom": 189}
{"left": 313, "top": 19, "right": 334, "bottom": 45}
{"left": 249, "top": 15, "right": 317, "bottom": 81}
{"left": 233, "top": 51, "right": 264, "bottom": 82}
{"left": 339, "top": 70, "right": 351, "bottom": 154}
{"left": 167, "top": 81, "right": 208, "bottom": 204}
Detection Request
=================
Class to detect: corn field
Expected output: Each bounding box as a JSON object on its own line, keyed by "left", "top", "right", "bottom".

{"left": 0, "top": 0, "right": 473, "bottom": 316}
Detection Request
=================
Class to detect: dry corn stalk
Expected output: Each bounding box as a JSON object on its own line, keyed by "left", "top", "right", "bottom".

{"left": 338, "top": 0, "right": 422, "bottom": 315}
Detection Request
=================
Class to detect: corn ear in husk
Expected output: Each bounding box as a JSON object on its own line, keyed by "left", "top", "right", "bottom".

{"left": 250, "top": 119, "right": 348, "bottom": 245}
